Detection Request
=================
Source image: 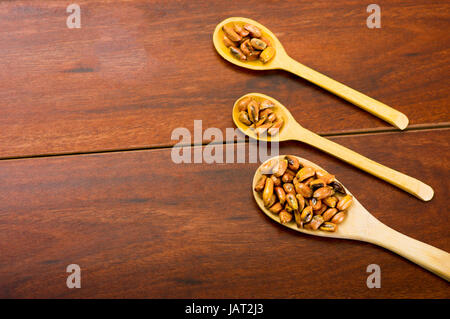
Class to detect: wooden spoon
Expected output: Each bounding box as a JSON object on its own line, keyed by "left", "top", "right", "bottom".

{"left": 253, "top": 155, "right": 450, "bottom": 281}
{"left": 214, "top": 17, "right": 409, "bottom": 130}
{"left": 233, "top": 93, "right": 434, "bottom": 201}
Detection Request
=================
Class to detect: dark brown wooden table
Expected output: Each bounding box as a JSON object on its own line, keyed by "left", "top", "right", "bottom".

{"left": 0, "top": 0, "right": 448, "bottom": 298}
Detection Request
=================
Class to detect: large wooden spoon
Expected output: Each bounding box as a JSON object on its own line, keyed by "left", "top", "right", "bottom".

{"left": 253, "top": 155, "right": 450, "bottom": 281}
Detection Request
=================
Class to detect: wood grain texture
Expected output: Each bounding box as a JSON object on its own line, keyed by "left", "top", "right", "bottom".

{"left": 0, "top": 129, "right": 448, "bottom": 298}
{"left": 0, "top": 0, "right": 448, "bottom": 158}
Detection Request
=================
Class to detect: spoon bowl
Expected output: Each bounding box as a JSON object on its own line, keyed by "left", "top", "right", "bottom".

{"left": 215, "top": 17, "right": 409, "bottom": 129}
{"left": 232, "top": 93, "right": 293, "bottom": 142}
{"left": 253, "top": 155, "right": 450, "bottom": 280}
{"left": 234, "top": 93, "right": 434, "bottom": 201}
{"left": 253, "top": 155, "right": 357, "bottom": 240}
{"left": 213, "top": 17, "right": 287, "bottom": 70}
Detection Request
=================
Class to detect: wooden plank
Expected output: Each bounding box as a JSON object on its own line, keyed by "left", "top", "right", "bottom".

{"left": 0, "top": 0, "right": 448, "bottom": 158}
{"left": 0, "top": 129, "right": 448, "bottom": 298}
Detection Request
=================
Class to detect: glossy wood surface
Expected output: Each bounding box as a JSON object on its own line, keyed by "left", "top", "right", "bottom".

{"left": 0, "top": 0, "right": 448, "bottom": 299}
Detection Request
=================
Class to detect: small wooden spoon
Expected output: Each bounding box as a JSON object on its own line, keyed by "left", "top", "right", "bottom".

{"left": 253, "top": 155, "right": 450, "bottom": 281}
{"left": 233, "top": 93, "right": 434, "bottom": 201}
{"left": 214, "top": 17, "right": 409, "bottom": 130}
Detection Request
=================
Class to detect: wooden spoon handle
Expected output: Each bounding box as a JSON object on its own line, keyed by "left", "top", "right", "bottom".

{"left": 280, "top": 57, "right": 409, "bottom": 130}
{"left": 291, "top": 127, "right": 434, "bottom": 201}
{"left": 364, "top": 218, "right": 450, "bottom": 281}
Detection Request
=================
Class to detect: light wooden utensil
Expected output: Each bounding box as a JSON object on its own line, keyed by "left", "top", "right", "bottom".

{"left": 214, "top": 17, "right": 409, "bottom": 130}
{"left": 233, "top": 93, "right": 434, "bottom": 201}
{"left": 253, "top": 155, "right": 450, "bottom": 281}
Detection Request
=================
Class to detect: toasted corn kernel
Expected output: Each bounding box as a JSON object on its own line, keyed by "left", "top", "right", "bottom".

{"left": 255, "top": 123, "right": 272, "bottom": 136}
{"left": 267, "top": 193, "right": 276, "bottom": 208}
{"left": 283, "top": 183, "right": 295, "bottom": 194}
{"left": 230, "top": 46, "right": 246, "bottom": 60}
{"left": 286, "top": 193, "right": 298, "bottom": 211}
{"left": 275, "top": 187, "right": 286, "bottom": 205}
{"left": 310, "top": 197, "right": 322, "bottom": 211}
{"left": 243, "top": 24, "right": 262, "bottom": 38}
{"left": 254, "top": 175, "right": 267, "bottom": 192}
{"left": 316, "top": 168, "right": 328, "bottom": 178}
{"left": 309, "top": 215, "right": 324, "bottom": 230}
{"left": 337, "top": 195, "right": 353, "bottom": 211}
{"left": 294, "top": 210, "right": 303, "bottom": 228}
{"left": 309, "top": 179, "right": 325, "bottom": 191}
{"left": 281, "top": 171, "right": 294, "bottom": 183}
{"left": 295, "top": 194, "right": 305, "bottom": 212}
{"left": 271, "top": 175, "right": 281, "bottom": 187}
{"left": 254, "top": 116, "right": 267, "bottom": 127}
{"left": 331, "top": 212, "right": 346, "bottom": 224}
{"left": 259, "top": 108, "right": 273, "bottom": 118}
{"left": 323, "top": 196, "right": 338, "bottom": 208}
{"left": 315, "top": 205, "right": 327, "bottom": 215}
{"left": 238, "top": 111, "right": 252, "bottom": 126}
{"left": 296, "top": 167, "right": 316, "bottom": 182}
{"left": 260, "top": 99, "right": 275, "bottom": 110}
{"left": 238, "top": 97, "right": 252, "bottom": 111}
{"left": 250, "top": 38, "right": 267, "bottom": 50}
{"left": 330, "top": 181, "right": 346, "bottom": 194}
{"left": 239, "top": 39, "right": 252, "bottom": 56}
{"left": 247, "top": 51, "right": 262, "bottom": 61}
{"left": 260, "top": 46, "right": 276, "bottom": 63}
{"left": 301, "top": 206, "right": 313, "bottom": 224}
{"left": 295, "top": 182, "right": 312, "bottom": 198}
{"left": 321, "top": 173, "right": 336, "bottom": 185}
{"left": 313, "top": 186, "right": 334, "bottom": 200}
{"left": 304, "top": 177, "right": 315, "bottom": 186}
{"left": 239, "top": 36, "right": 250, "bottom": 44}
{"left": 322, "top": 208, "right": 338, "bottom": 222}
{"left": 269, "top": 202, "right": 283, "bottom": 214}
{"left": 268, "top": 118, "right": 284, "bottom": 136}
{"left": 262, "top": 178, "right": 274, "bottom": 207}
{"left": 286, "top": 155, "right": 300, "bottom": 171}
{"left": 223, "top": 25, "right": 242, "bottom": 42}
{"left": 303, "top": 223, "right": 313, "bottom": 230}
{"left": 273, "top": 159, "right": 288, "bottom": 177}
{"left": 233, "top": 23, "right": 249, "bottom": 37}
{"left": 267, "top": 113, "right": 277, "bottom": 123}
{"left": 223, "top": 35, "right": 236, "bottom": 47}
{"left": 319, "top": 222, "right": 337, "bottom": 232}
{"left": 279, "top": 210, "right": 292, "bottom": 224}
{"left": 285, "top": 203, "right": 294, "bottom": 213}
{"left": 240, "top": 39, "right": 260, "bottom": 60}
{"left": 315, "top": 169, "right": 329, "bottom": 179}
{"left": 286, "top": 168, "right": 296, "bottom": 176}
{"left": 247, "top": 100, "right": 259, "bottom": 123}
{"left": 260, "top": 159, "right": 278, "bottom": 174}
